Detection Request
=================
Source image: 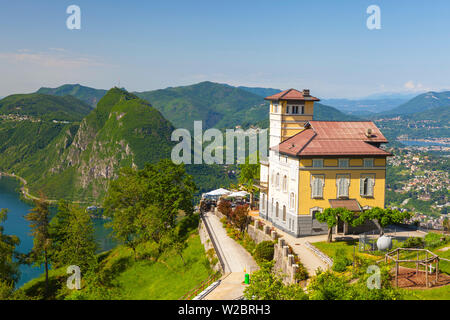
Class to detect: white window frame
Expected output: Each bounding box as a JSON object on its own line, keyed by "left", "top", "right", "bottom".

{"left": 311, "top": 175, "right": 324, "bottom": 199}
{"left": 290, "top": 192, "right": 295, "bottom": 209}
{"left": 310, "top": 207, "right": 324, "bottom": 218}
{"left": 360, "top": 174, "right": 375, "bottom": 197}
{"left": 336, "top": 174, "right": 350, "bottom": 199}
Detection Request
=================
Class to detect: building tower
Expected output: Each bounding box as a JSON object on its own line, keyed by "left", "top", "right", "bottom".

{"left": 264, "top": 89, "right": 320, "bottom": 147}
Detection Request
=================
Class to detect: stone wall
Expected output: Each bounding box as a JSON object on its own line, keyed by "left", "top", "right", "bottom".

{"left": 247, "top": 221, "right": 298, "bottom": 284}
{"left": 273, "top": 238, "right": 299, "bottom": 284}
{"left": 247, "top": 223, "right": 273, "bottom": 244}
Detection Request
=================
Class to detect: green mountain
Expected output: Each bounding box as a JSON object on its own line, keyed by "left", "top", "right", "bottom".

{"left": 0, "top": 93, "right": 92, "bottom": 121}
{"left": 402, "top": 104, "right": 450, "bottom": 123}
{"left": 1, "top": 87, "right": 235, "bottom": 203}
{"left": 36, "top": 84, "right": 107, "bottom": 108}
{"left": 237, "top": 86, "right": 281, "bottom": 98}
{"left": 0, "top": 93, "right": 93, "bottom": 171}
{"left": 7, "top": 88, "right": 175, "bottom": 202}
{"left": 135, "top": 81, "right": 268, "bottom": 131}
{"left": 381, "top": 91, "right": 450, "bottom": 115}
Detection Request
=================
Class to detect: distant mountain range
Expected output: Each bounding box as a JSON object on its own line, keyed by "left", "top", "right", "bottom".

{"left": 37, "top": 84, "right": 107, "bottom": 108}
{"left": 0, "top": 81, "right": 448, "bottom": 201}
{"left": 26, "top": 82, "right": 357, "bottom": 131}
{"left": 379, "top": 91, "right": 450, "bottom": 116}
{"left": 321, "top": 98, "right": 409, "bottom": 116}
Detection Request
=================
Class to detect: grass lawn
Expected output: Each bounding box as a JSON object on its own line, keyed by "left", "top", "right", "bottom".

{"left": 402, "top": 285, "right": 450, "bottom": 300}
{"left": 116, "top": 233, "right": 213, "bottom": 299}
{"left": 313, "top": 240, "right": 380, "bottom": 262}
{"left": 18, "top": 232, "right": 215, "bottom": 300}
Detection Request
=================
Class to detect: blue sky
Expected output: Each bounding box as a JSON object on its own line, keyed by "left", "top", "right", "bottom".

{"left": 1, "top": 0, "right": 449, "bottom": 98}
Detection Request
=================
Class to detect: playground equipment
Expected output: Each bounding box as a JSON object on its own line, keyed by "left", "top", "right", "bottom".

{"left": 385, "top": 248, "right": 450, "bottom": 288}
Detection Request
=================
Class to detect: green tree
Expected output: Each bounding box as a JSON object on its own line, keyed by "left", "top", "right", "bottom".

{"left": 238, "top": 155, "right": 260, "bottom": 208}
{"left": 104, "top": 159, "right": 197, "bottom": 261}
{"left": 244, "top": 261, "right": 308, "bottom": 300}
{"left": 25, "top": 196, "right": 51, "bottom": 296}
{"left": 443, "top": 218, "right": 449, "bottom": 233}
{"left": 315, "top": 208, "right": 357, "bottom": 242}
{"left": 0, "top": 208, "right": 20, "bottom": 287}
{"left": 54, "top": 205, "right": 97, "bottom": 272}
{"left": 354, "top": 207, "right": 412, "bottom": 235}
{"left": 48, "top": 200, "right": 71, "bottom": 263}
{"left": 307, "top": 270, "right": 351, "bottom": 300}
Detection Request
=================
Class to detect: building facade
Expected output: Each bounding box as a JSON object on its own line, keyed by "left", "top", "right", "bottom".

{"left": 259, "top": 89, "right": 391, "bottom": 237}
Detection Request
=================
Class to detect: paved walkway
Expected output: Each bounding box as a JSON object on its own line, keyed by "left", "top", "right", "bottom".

{"left": 202, "top": 212, "right": 258, "bottom": 300}
{"left": 203, "top": 211, "right": 258, "bottom": 273}
{"left": 203, "top": 272, "right": 248, "bottom": 300}
{"left": 260, "top": 220, "right": 330, "bottom": 276}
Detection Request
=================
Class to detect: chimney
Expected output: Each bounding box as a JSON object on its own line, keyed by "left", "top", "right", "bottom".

{"left": 303, "top": 89, "right": 310, "bottom": 97}
{"left": 365, "top": 128, "right": 373, "bottom": 137}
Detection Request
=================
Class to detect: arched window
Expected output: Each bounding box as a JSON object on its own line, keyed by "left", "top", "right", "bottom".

{"left": 276, "top": 202, "right": 279, "bottom": 218}
{"left": 283, "top": 175, "right": 288, "bottom": 192}
{"left": 276, "top": 173, "right": 280, "bottom": 189}
{"left": 282, "top": 205, "right": 286, "bottom": 221}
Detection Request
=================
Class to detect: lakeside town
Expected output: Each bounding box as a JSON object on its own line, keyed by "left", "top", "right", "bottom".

{"left": 386, "top": 145, "right": 449, "bottom": 230}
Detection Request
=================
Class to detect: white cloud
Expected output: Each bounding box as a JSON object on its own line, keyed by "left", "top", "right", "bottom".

{"left": 403, "top": 80, "right": 429, "bottom": 92}
{"left": 0, "top": 49, "right": 105, "bottom": 68}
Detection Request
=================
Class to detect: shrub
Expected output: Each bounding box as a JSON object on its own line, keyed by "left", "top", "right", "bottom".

{"left": 402, "top": 237, "right": 424, "bottom": 248}
{"left": 294, "top": 263, "right": 309, "bottom": 281}
{"left": 332, "top": 249, "right": 352, "bottom": 272}
{"left": 254, "top": 241, "right": 275, "bottom": 262}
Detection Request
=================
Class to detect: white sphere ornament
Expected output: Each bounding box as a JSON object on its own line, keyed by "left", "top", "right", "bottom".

{"left": 376, "top": 235, "right": 393, "bottom": 251}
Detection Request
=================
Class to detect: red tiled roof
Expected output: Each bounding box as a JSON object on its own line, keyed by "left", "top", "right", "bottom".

{"left": 329, "top": 199, "right": 362, "bottom": 212}
{"left": 265, "top": 89, "right": 320, "bottom": 101}
{"left": 273, "top": 121, "right": 391, "bottom": 157}
{"left": 307, "top": 121, "right": 388, "bottom": 143}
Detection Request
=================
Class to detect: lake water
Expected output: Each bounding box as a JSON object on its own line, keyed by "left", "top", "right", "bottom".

{"left": 399, "top": 140, "right": 450, "bottom": 147}
{"left": 0, "top": 176, "right": 116, "bottom": 287}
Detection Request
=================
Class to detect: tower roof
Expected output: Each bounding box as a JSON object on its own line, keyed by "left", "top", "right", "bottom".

{"left": 264, "top": 89, "right": 320, "bottom": 102}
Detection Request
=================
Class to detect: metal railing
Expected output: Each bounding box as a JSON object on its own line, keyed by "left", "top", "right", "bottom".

{"left": 200, "top": 212, "right": 227, "bottom": 273}
{"left": 178, "top": 272, "right": 221, "bottom": 300}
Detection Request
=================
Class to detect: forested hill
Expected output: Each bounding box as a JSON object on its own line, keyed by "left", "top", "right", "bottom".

{"left": 379, "top": 91, "right": 450, "bottom": 116}
{"left": 1, "top": 88, "right": 175, "bottom": 202}
{"left": 0, "top": 93, "right": 92, "bottom": 121}
{"left": 135, "top": 81, "right": 268, "bottom": 131}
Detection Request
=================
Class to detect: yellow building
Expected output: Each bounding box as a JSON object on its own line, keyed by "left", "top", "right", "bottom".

{"left": 259, "top": 89, "right": 392, "bottom": 237}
